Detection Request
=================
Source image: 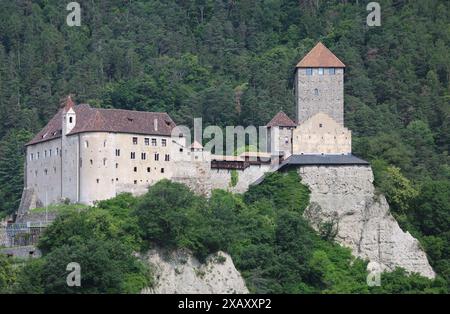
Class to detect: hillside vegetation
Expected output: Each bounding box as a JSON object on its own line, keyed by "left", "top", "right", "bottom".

{"left": 0, "top": 0, "right": 449, "bottom": 293}
{"left": 1, "top": 175, "right": 448, "bottom": 293}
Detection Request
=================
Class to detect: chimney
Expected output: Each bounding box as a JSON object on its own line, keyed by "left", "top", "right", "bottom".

{"left": 154, "top": 118, "right": 158, "bottom": 132}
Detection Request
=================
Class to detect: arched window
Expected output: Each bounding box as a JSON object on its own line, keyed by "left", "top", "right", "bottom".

{"left": 314, "top": 88, "right": 319, "bottom": 96}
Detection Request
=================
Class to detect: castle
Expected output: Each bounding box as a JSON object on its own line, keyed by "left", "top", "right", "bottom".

{"left": 21, "top": 42, "right": 366, "bottom": 209}
{"left": 14, "top": 43, "right": 438, "bottom": 279}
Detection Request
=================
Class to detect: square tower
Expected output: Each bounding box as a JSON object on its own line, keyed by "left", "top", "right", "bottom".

{"left": 295, "top": 42, "right": 345, "bottom": 126}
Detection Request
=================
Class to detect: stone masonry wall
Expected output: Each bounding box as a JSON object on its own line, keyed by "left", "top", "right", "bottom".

{"left": 298, "top": 165, "right": 435, "bottom": 278}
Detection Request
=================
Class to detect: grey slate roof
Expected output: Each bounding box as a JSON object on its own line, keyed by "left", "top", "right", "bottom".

{"left": 279, "top": 154, "right": 369, "bottom": 169}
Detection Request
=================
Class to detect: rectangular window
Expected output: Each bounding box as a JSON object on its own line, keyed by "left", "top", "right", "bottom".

{"left": 37, "top": 152, "right": 40, "bottom": 159}
{"left": 147, "top": 167, "right": 150, "bottom": 173}
{"left": 30, "top": 153, "right": 34, "bottom": 161}
{"left": 134, "top": 180, "right": 137, "bottom": 185}
{"left": 49, "top": 149, "right": 52, "bottom": 157}
{"left": 154, "top": 153, "right": 159, "bottom": 161}
{"left": 115, "top": 149, "right": 120, "bottom": 157}
{"left": 134, "top": 167, "right": 137, "bottom": 172}
{"left": 141, "top": 152, "right": 146, "bottom": 160}
{"left": 131, "top": 152, "right": 135, "bottom": 159}
{"left": 329, "top": 68, "right": 336, "bottom": 75}
{"left": 161, "top": 139, "right": 167, "bottom": 147}
{"left": 161, "top": 168, "right": 164, "bottom": 173}
{"left": 152, "top": 138, "right": 157, "bottom": 146}
{"left": 44, "top": 150, "right": 47, "bottom": 158}
{"left": 145, "top": 138, "right": 149, "bottom": 146}
{"left": 318, "top": 68, "right": 324, "bottom": 75}
{"left": 306, "top": 68, "right": 313, "bottom": 75}
{"left": 165, "top": 154, "right": 170, "bottom": 161}
{"left": 132, "top": 137, "right": 138, "bottom": 145}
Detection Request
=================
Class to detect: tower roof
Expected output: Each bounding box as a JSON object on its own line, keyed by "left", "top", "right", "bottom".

{"left": 296, "top": 42, "right": 345, "bottom": 68}
{"left": 189, "top": 140, "right": 204, "bottom": 149}
{"left": 266, "top": 111, "right": 296, "bottom": 127}
{"left": 61, "top": 95, "right": 75, "bottom": 111}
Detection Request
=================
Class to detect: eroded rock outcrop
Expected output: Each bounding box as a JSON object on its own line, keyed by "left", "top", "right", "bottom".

{"left": 141, "top": 249, "right": 249, "bottom": 294}
{"left": 299, "top": 165, "right": 435, "bottom": 278}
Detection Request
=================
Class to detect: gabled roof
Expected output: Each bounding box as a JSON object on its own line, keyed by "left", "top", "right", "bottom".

{"left": 296, "top": 42, "right": 345, "bottom": 68}
{"left": 26, "top": 104, "right": 177, "bottom": 146}
{"left": 266, "top": 111, "right": 296, "bottom": 127}
{"left": 189, "top": 140, "right": 204, "bottom": 149}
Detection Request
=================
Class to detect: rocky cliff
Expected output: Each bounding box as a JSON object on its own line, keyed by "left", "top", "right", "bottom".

{"left": 299, "top": 165, "right": 435, "bottom": 278}
{"left": 141, "top": 249, "right": 249, "bottom": 294}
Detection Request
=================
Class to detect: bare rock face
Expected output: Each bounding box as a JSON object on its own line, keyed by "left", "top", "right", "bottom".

{"left": 299, "top": 165, "right": 435, "bottom": 279}
{"left": 141, "top": 249, "right": 249, "bottom": 294}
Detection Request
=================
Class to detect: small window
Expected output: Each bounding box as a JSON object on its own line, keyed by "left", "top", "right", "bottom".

{"left": 44, "top": 150, "right": 47, "bottom": 158}
{"left": 69, "top": 117, "right": 73, "bottom": 123}
{"left": 44, "top": 169, "right": 48, "bottom": 175}
{"left": 103, "top": 140, "right": 107, "bottom": 147}
{"left": 179, "top": 148, "right": 183, "bottom": 152}
{"left": 115, "top": 149, "right": 120, "bottom": 157}
{"left": 90, "top": 159, "right": 93, "bottom": 165}
{"left": 284, "top": 136, "right": 289, "bottom": 144}
{"left": 147, "top": 167, "right": 150, "bottom": 173}
{"left": 37, "top": 152, "right": 40, "bottom": 159}
{"left": 314, "top": 88, "right": 319, "bottom": 96}
{"left": 56, "top": 148, "right": 59, "bottom": 155}
{"left": 306, "top": 68, "right": 313, "bottom": 75}
{"left": 165, "top": 154, "right": 170, "bottom": 161}
{"left": 152, "top": 138, "right": 157, "bottom": 146}
{"left": 103, "top": 158, "right": 107, "bottom": 166}
{"left": 131, "top": 152, "right": 135, "bottom": 159}
{"left": 132, "top": 137, "right": 138, "bottom": 145}
{"left": 96, "top": 179, "right": 100, "bottom": 184}
{"left": 49, "top": 149, "right": 52, "bottom": 157}
{"left": 161, "top": 168, "right": 164, "bottom": 173}
{"left": 162, "top": 139, "right": 167, "bottom": 147}
{"left": 134, "top": 180, "right": 137, "bottom": 185}
{"left": 329, "top": 68, "right": 336, "bottom": 75}
{"left": 85, "top": 141, "right": 89, "bottom": 148}
{"left": 116, "top": 163, "right": 118, "bottom": 169}
{"left": 318, "top": 68, "right": 324, "bottom": 75}
{"left": 145, "top": 138, "right": 149, "bottom": 146}
{"left": 134, "top": 167, "right": 137, "bottom": 172}
{"left": 155, "top": 153, "right": 159, "bottom": 161}
{"left": 319, "top": 123, "right": 323, "bottom": 128}
{"left": 30, "top": 153, "right": 34, "bottom": 161}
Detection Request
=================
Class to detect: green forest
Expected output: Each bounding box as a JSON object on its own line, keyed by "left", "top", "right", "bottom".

{"left": 1, "top": 176, "right": 447, "bottom": 293}
{"left": 0, "top": 0, "right": 449, "bottom": 293}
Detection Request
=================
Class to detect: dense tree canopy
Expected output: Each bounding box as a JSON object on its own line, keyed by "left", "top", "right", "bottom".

{"left": 0, "top": 0, "right": 448, "bottom": 293}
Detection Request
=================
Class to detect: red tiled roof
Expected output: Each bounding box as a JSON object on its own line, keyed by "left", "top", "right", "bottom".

{"left": 296, "top": 42, "right": 345, "bottom": 68}
{"left": 266, "top": 111, "right": 296, "bottom": 127}
{"left": 26, "top": 104, "right": 177, "bottom": 146}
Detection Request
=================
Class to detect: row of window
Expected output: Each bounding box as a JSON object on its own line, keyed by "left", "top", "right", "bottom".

{"left": 133, "top": 137, "right": 167, "bottom": 147}
{"left": 129, "top": 152, "right": 170, "bottom": 161}
{"left": 95, "top": 175, "right": 165, "bottom": 185}
{"left": 305, "top": 68, "right": 336, "bottom": 76}
{"left": 30, "top": 148, "right": 60, "bottom": 160}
